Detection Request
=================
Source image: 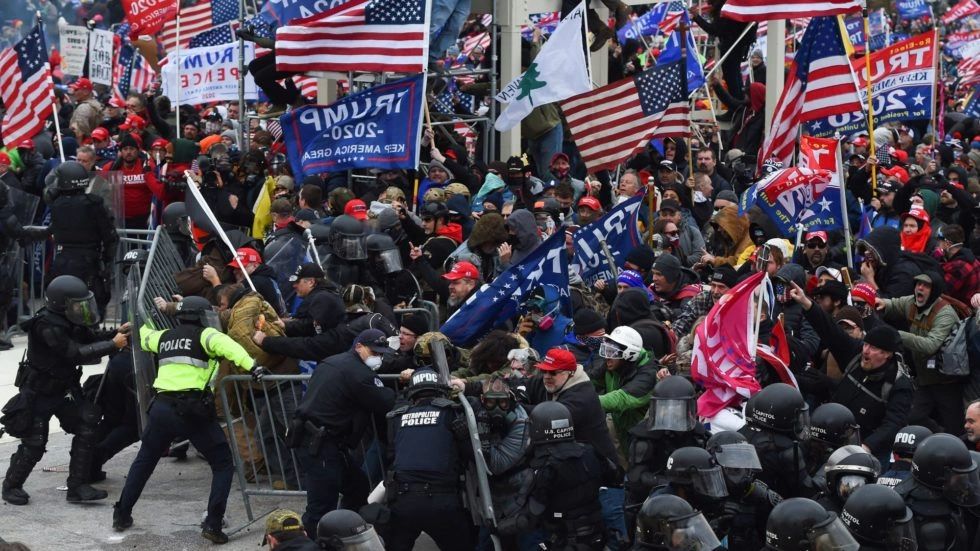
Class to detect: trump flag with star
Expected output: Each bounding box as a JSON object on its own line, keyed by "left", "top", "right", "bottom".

{"left": 738, "top": 166, "right": 837, "bottom": 237}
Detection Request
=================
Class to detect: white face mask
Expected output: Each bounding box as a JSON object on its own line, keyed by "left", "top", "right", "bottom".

{"left": 693, "top": 191, "right": 707, "bottom": 203}
{"left": 364, "top": 355, "right": 383, "bottom": 371}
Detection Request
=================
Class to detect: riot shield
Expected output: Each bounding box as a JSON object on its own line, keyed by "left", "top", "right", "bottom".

{"left": 136, "top": 227, "right": 182, "bottom": 330}
{"left": 127, "top": 266, "right": 156, "bottom": 432}
{"left": 264, "top": 235, "right": 309, "bottom": 305}
{"left": 88, "top": 171, "right": 126, "bottom": 229}
{"left": 6, "top": 186, "right": 41, "bottom": 226}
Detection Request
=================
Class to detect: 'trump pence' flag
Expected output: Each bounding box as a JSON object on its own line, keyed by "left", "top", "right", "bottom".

{"left": 691, "top": 271, "right": 766, "bottom": 418}
{"left": 441, "top": 232, "right": 570, "bottom": 347}
{"left": 796, "top": 136, "right": 844, "bottom": 232}
{"left": 738, "top": 167, "right": 836, "bottom": 237}
{"left": 494, "top": 2, "right": 591, "bottom": 132}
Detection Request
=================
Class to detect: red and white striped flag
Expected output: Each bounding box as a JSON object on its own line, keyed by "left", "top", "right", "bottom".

{"left": 757, "top": 315, "right": 798, "bottom": 388}
{"left": 721, "top": 0, "right": 859, "bottom": 22}
{"left": 276, "top": 0, "right": 427, "bottom": 74}
{"left": 160, "top": 0, "right": 240, "bottom": 54}
{"left": 691, "top": 272, "right": 766, "bottom": 418}
{"left": 561, "top": 60, "right": 689, "bottom": 172}
{"left": 958, "top": 56, "right": 980, "bottom": 87}
{"left": 760, "top": 17, "right": 862, "bottom": 168}
{"left": 0, "top": 22, "right": 54, "bottom": 147}
{"left": 658, "top": 1, "right": 686, "bottom": 36}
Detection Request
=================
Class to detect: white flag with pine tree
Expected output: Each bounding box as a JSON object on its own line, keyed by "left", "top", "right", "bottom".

{"left": 493, "top": 2, "right": 591, "bottom": 132}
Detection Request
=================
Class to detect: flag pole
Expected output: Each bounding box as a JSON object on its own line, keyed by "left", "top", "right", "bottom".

{"left": 679, "top": 13, "right": 694, "bottom": 206}
{"left": 836, "top": 137, "right": 854, "bottom": 270}
{"left": 39, "top": 13, "right": 65, "bottom": 162}
{"left": 862, "top": 4, "right": 876, "bottom": 194}
{"left": 930, "top": 25, "right": 939, "bottom": 136}
{"left": 175, "top": 15, "right": 181, "bottom": 133}
{"left": 238, "top": 0, "right": 247, "bottom": 152}
{"left": 581, "top": 0, "right": 593, "bottom": 86}
{"left": 698, "top": 22, "right": 756, "bottom": 86}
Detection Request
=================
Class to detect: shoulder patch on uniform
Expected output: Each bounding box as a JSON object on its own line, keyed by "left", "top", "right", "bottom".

{"left": 374, "top": 377, "right": 383, "bottom": 387}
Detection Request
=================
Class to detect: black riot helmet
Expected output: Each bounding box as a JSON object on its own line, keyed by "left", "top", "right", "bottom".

{"left": 529, "top": 401, "right": 575, "bottom": 445}
{"left": 329, "top": 215, "right": 367, "bottom": 261}
{"left": 810, "top": 402, "right": 861, "bottom": 449}
{"left": 908, "top": 433, "right": 980, "bottom": 507}
{"left": 665, "top": 447, "right": 728, "bottom": 498}
{"left": 54, "top": 160, "right": 91, "bottom": 192}
{"left": 406, "top": 367, "right": 449, "bottom": 400}
{"left": 842, "top": 484, "right": 917, "bottom": 550}
{"left": 825, "top": 449, "right": 881, "bottom": 502}
{"left": 174, "top": 295, "right": 218, "bottom": 327}
{"left": 745, "top": 382, "right": 810, "bottom": 440}
{"left": 365, "top": 233, "right": 402, "bottom": 274}
{"left": 764, "top": 498, "right": 860, "bottom": 551}
{"left": 892, "top": 425, "right": 933, "bottom": 460}
{"left": 45, "top": 275, "right": 100, "bottom": 326}
{"left": 421, "top": 201, "right": 450, "bottom": 224}
{"left": 647, "top": 375, "right": 697, "bottom": 432}
{"left": 635, "top": 494, "right": 722, "bottom": 550}
{"left": 706, "top": 431, "right": 762, "bottom": 489}
{"left": 162, "top": 201, "right": 191, "bottom": 236}
{"left": 315, "top": 509, "right": 384, "bottom": 551}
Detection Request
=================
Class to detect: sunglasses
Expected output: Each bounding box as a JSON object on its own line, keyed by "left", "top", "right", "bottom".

{"left": 805, "top": 241, "right": 827, "bottom": 249}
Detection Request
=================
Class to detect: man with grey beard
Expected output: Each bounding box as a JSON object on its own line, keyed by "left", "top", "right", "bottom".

{"left": 441, "top": 261, "right": 481, "bottom": 319}
{"left": 878, "top": 271, "right": 961, "bottom": 434}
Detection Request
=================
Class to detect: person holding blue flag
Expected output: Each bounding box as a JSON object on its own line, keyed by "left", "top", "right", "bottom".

{"left": 691, "top": 0, "right": 754, "bottom": 101}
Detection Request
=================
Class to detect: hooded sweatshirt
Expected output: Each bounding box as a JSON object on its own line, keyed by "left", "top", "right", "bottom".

{"left": 859, "top": 226, "right": 940, "bottom": 299}
{"left": 710, "top": 205, "right": 754, "bottom": 268}
{"left": 504, "top": 209, "right": 541, "bottom": 267}
{"left": 900, "top": 207, "right": 932, "bottom": 253}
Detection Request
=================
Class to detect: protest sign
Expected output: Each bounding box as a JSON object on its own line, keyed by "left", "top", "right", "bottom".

{"left": 160, "top": 42, "right": 257, "bottom": 105}
{"left": 59, "top": 26, "right": 89, "bottom": 76}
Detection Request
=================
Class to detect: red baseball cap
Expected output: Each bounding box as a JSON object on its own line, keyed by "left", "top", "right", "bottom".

{"left": 0, "top": 152, "right": 9, "bottom": 166}
{"left": 16, "top": 139, "right": 34, "bottom": 150}
{"left": 119, "top": 114, "right": 146, "bottom": 131}
{"left": 850, "top": 282, "right": 877, "bottom": 306}
{"left": 344, "top": 199, "right": 368, "bottom": 221}
{"left": 880, "top": 165, "right": 909, "bottom": 184}
{"left": 805, "top": 231, "right": 828, "bottom": 244}
{"left": 108, "top": 97, "right": 126, "bottom": 108}
{"left": 68, "top": 77, "right": 93, "bottom": 91}
{"left": 536, "top": 348, "right": 577, "bottom": 372}
{"left": 151, "top": 138, "right": 170, "bottom": 150}
{"left": 228, "top": 247, "right": 262, "bottom": 267}
{"left": 90, "top": 127, "right": 109, "bottom": 141}
{"left": 578, "top": 196, "right": 601, "bottom": 211}
{"left": 851, "top": 136, "right": 869, "bottom": 147}
{"left": 442, "top": 261, "right": 479, "bottom": 281}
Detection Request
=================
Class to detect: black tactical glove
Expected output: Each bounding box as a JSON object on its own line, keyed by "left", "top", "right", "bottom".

{"left": 251, "top": 365, "right": 271, "bottom": 382}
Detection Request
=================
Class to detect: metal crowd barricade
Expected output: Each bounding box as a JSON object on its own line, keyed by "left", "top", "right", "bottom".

{"left": 107, "top": 228, "right": 155, "bottom": 324}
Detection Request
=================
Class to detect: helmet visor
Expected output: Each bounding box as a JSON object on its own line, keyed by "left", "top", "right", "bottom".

{"left": 795, "top": 407, "right": 811, "bottom": 441}
{"left": 884, "top": 517, "right": 917, "bottom": 551}
{"left": 944, "top": 465, "right": 980, "bottom": 507}
{"left": 65, "top": 293, "right": 100, "bottom": 326}
{"left": 714, "top": 443, "right": 762, "bottom": 471}
{"left": 343, "top": 527, "right": 386, "bottom": 551}
{"left": 334, "top": 235, "right": 367, "bottom": 260}
{"left": 651, "top": 398, "right": 696, "bottom": 432}
{"left": 809, "top": 516, "right": 860, "bottom": 551}
{"left": 599, "top": 340, "right": 627, "bottom": 360}
{"left": 842, "top": 424, "right": 861, "bottom": 446}
{"left": 692, "top": 466, "right": 729, "bottom": 498}
{"left": 666, "top": 512, "right": 722, "bottom": 551}
{"left": 836, "top": 474, "right": 868, "bottom": 500}
{"left": 203, "top": 309, "right": 221, "bottom": 330}
{"left": 377, "top": 248, "right": 403, "bottom": 273}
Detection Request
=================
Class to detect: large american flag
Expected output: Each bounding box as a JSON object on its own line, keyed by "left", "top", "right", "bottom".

{"left": 0, "top": 22, "right": 54, "bottom": 147}
{"left": 161, "top": 0, "right": 240, "bottom": 54}
{"left": 189, "top": 21, "right": 237, "bottom": 48}
{"left": 561, "top": 60, "right": 690, "bottom": 172}
{"left": 113, "top": 43, "right": 157, "bottom": 101}
{"left": 759, "top": 17, "right": 862, "bottom": 167}
{"left": 658, "top": 1, "right": 686, "bottom": 36}
{"left": 276, "top": 0, "right": 427, "bottom": 73}
{"left": 721, "top": 0, "right": 859, "bottom": 21}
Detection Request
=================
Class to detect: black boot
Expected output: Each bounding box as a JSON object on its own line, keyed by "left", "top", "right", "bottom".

{"left": 202, "top": 526, "right": 230, "bottom": 544}
{"left": 113, "top": 502, "right": 133, "bottom": 531}
{"left": 67, "top": 483, "right": 108, "bottom": 502}
{"left": 2, "top": 481, "right": 29, "bottom": 506}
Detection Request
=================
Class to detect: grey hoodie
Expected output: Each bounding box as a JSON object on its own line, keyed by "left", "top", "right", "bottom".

{"left": 505, "top": 209, "right": 541, "bottom": 267}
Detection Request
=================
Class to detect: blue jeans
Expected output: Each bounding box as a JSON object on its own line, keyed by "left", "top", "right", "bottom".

{"left": 600, "top": 487, "right": 627, "bottom": 550}
{"left": 429, "top": 0, "right": 472, "bottom": 63}
{"left": 529, "top": 122, "right": 564, "bottom": 179}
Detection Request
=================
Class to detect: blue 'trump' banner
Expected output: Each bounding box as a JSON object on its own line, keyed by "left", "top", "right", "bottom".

{"left": 573, "top": 193, "right": 645, "bottom": 286}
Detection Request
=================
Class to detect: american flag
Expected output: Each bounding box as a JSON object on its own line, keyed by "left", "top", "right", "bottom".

{"left": 276, "top": 0, "right": 427, "bottom": 73}
{"left": 958, "top": 56, "right": 980, "bottom": 87}
{"left": 658, "top": 1, "right": 686, "bottom": 36}
{"left": 0, "top": 22, "right": 54, "bottom": 147}
{"left": 189, "top": 21, "right": 237, "bottom": 47}
{"left": 161, "top": 0, "right": 240, "bottom": 54}
{"left": 112, "top": 43, "right": 157, "bottom": 101}
{"left": 690, "top": 271, "right": 766, "bottom": 418}
{"left": 721, "top": 0, "right": 859, "bottom": 21}
{"left": 759, "top": 17, "right": 862, "bottom": 167}
{"left": 561, "top": 60, "right": 690, "bottom": 172}
{"left": 295, "top": 75, "right": 318, "bottom": 99}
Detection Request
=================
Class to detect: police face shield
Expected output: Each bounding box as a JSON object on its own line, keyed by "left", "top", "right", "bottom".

{"left": 664, "top": 511, "right": 723, "bottom": 551}
{"left": 203, "top": 308, "right": 221, "bottom": 330}
{"left": 340, "top": 526, "right": 386, "bottom": 551}
{"left": 691, "top": 466, "right": 729, "bottom": 498}
{"left": 649, "top": 398, "right": 696, "bottom": 432}
{"left": 884, "top": 514, "right": 918, "bottom": 551}
{"left": 714, "top": 443, "right": 762, "bottom": 486}
{"left": 65, "top": 292, "right": 100, "bottom": 326}
{"left": 944, "top": 463, "right": 980, "bottom": 507}
{"left": 375, "top": 248, "right": 403, "bottom": 274}
{"left": 795, "top": 406, "right": 811, "bottom": 441}
{"left": 333, "top": 234, "right": 367, "bottom": 261}
{"left": 836, "top": 474, "right": 868, "bottom": 500}
{"left": 808, "top": 515, "right": 860, "bottom": 551}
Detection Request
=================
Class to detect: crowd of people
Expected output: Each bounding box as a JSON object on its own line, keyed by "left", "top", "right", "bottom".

{"left": 0, "top": 0, "right": 979, "bottom": 549}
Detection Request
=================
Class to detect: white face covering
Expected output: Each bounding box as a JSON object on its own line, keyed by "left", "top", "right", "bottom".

{"left": 694, "top": 190, "right": 708, "bottom": 203}
{"left": 364, "top": 355, "right": 383, "bottom": 371}
{"left": 615, "top": 195, "right": 631, "bottom": 205}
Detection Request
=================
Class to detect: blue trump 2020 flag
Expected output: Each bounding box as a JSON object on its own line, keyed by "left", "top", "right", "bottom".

{"left": 573, "top": 193, "right": 645, "bottom": 286}
{"left": 280, "top": 74, "right": 424, "bottom": 178}
{"left": 739, "top": 167, "right": 836, "bottom": 237}
{"left": 441, "top": 232, "right": 570, "bottom": 347}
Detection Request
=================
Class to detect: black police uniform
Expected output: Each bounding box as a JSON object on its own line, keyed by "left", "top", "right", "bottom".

{"left": 46, "top": 186, "right": 118, "bottom": 314}
{"left": 291, "top": 350, "right": 395, "bottom": 536}
{"left": 384, "top": 393, "right": 474, "bottom": 550}
{"left": 260, "top": 280, "right": 348, "bottom": 360}
{"left": 739, "top": 424, "right": 815, "bottom": 499}
{"left": 3, "top": 304, "right": 119, "bottom": 502}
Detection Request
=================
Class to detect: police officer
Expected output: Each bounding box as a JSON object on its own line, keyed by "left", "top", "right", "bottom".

{"left": 625, "top": 375, "right": 709, "bottom": 535}
{"left": 113, "top": 295, "right": 264, "bottom": 544}
{"left": 1, "top": 275, "right": 127, "bottom": 505}
{"left": 877, "top": 425, "right": 932, "bottom": 488}
{"left": 45, "top": 161, "right": 118, "bottom": 313}
{"left": 805, "top": 402, "right": 862, "bottom": 476}
{"left": 316, "top": 509, "right": 385, "bottom": 551}
{"left": 161, "top": 201, "right": 197, "bottom": 268}
{"left": 290, "top": 328, "right": 396, "bottom": 537}
{"left": 652, "top": 447, "right": 728, "bottom": 529}
{"left": 895, "top": 433, "right": 979, "bottom": 550}
{"left": 739, "top": 383, "right": 817, "bottom": 499}
{"left": 816, "top": 448, "right": 881, "bottom": 513}
{"left": 365, "top": 232, "right": 420, "bottom": 309}
{"left": 633, "top": 494, "right": 725, "bottom": 551}
{"left": 384, "top": 368, "right": 474, "bottom": 551}
{"left": 706, "top": 431, "right": 781, "bottom": 550}
{"left": 841, "top": 484, "right": 918, "bottom": 550}
{"left": 324, "top": 214, "right": 368, "bottom": 287}
{"left": 764, "top": 497, "right": 861, "bottom": 550}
